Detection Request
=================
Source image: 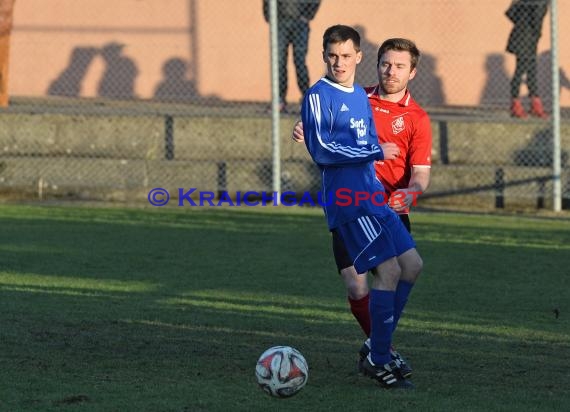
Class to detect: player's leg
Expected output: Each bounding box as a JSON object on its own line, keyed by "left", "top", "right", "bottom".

{"left": 393, "top": 212, "right": 418, "bottom": 329}
{"left": 395, "top": 248, "right": 422, "bottom": 328}
{"left": 335, "top": 217, "right": 399, "bottom": 359}
{"left": 368, "top": 256, "right": 400, "bottom": 364}
{"left": 334, "top": 230, "right": 412, "bottom": 379}
{"left": 364, "top": 257, "right": 413, "bottom": 389}
{"left": 335, "top": 216, "right": 413, "bottom": 388}
{"left": 385, "top": 212, "right": 422, "bottom": 331}
{"left": 390, "top": 213, "right": 422, "bottom": 378}
{"left": 394, "top": 213, "right": 415, "bottom": 332}
{"left": 332, "top": 231, "right": 370, "bottom": 336}
{"left": 358, "top": 245, "right": 418, "bottom": 379}
{"left": 342, "top": 267, "right": 370, "bottom": 335}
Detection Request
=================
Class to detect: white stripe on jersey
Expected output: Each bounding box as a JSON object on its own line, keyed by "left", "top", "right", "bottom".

{"left": 309, "top": 92, "right": 322, "bottom": 138}
{"left": 308, "top": 92, "right": 379, "bottom": 159}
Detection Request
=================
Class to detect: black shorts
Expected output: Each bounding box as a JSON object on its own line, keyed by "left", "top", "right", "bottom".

{"left": 332, "top": 213, "right": 411, "bottom": 272}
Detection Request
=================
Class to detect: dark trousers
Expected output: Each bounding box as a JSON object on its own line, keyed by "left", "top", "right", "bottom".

{"left": 278, "top": 19, "right": 310, "bottom": 104}
{"left": 511, "top": 54, "right": 538, "bottom": 98}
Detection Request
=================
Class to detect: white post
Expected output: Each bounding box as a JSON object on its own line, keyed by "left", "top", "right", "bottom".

{"left": 550, "top": 0, "right": 561, "bottom": 211}
{"left": 269, "top": 0, "right": 281, "bottom": 204}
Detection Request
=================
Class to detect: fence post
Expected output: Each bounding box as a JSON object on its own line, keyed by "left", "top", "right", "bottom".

{"left": 217, "top": 161, "right": 227, "bottom": 199}
{"left": 550, "top": 0, "right": 561, "bottom": 211}
{"left": 269, "top": 0, "right": 281, "bottom": 203}
{"left": 495, "top": 168, "right": 505, "bottom": 209}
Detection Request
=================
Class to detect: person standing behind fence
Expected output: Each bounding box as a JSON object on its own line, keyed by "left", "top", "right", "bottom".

{"left": 263, "top": 0, "right": 321, "bottom": 113}
{"left": 506, "top": 0, "right": 549, "bottom": 119}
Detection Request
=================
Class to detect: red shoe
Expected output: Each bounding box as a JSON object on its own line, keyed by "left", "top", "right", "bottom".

{"left": 510, "top": 98, "right": 528, "bottom": 119}
{"left": 530, "top": 96, "right": 549, "bottom": 119}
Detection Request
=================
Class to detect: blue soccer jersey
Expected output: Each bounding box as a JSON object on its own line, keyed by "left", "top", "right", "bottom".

{"left": 301, "top": 77, "right": 394, "bottom": 229}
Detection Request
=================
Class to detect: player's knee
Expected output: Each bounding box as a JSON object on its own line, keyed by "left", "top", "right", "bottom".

{"left": 402, "top": 254, "right": 423, "bottom": 282}
{"left": 389, "top": 264, "right": 402, "bottom": 284}
{"left": 411, "top": 254, "right": 423, "bottom": 276}
{"left": 347, "top": 285, "right": 368, "bottom": 300}
{"left": 341, "top": 267, "right": 368, "bottom": 299}
{"left": 377, "top": 264, "right": 401, "bottom": 288}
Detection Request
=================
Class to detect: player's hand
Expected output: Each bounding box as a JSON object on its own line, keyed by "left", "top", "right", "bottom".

{"left": 291, "top": 120, "right": 305, "bottom": 143}
{"left": 389, "top": 188, "right": 420, "bottom": 211}
{"left": 380, "top": 142, "right": 400, "bottom": 160}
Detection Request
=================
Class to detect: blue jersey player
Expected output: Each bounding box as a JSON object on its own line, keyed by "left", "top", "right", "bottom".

{"left": 301, "top": 25, "right": 423, "bottom": 389}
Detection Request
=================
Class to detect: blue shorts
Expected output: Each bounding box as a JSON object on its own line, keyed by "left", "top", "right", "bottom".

{"left": 332, "top": 214, "right": 411, "bottom": 272}
{"left": 333, "top": 212, "right": 415, "bottom": 274}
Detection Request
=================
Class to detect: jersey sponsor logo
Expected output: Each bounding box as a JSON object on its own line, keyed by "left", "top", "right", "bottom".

{"left": 350, "top": 117, "right": 367, "bottom": 145}
{"left": 340, "top": 103, "right": 349, "bottom": 112}
{"left": 392, "top": 116, "right": 405, "bottom": 135}
{"left": 375, "top": 107, "right": 389, "bottom": 113}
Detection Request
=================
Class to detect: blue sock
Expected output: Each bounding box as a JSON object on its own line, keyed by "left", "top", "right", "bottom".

{"left": 393, "top": 280, "right": 414, "bottom": 333}
{"left": 369, "top": 288, "right": 395, "bottom": 365}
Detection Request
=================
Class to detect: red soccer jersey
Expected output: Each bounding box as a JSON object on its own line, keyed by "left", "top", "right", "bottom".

{"left": 365, "top": 86, "right": 432, "bottom": 203}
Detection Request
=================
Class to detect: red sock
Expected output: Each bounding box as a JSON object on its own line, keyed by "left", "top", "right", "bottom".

{"left": 348, "top": 294, "right": 371, "bottom": 337}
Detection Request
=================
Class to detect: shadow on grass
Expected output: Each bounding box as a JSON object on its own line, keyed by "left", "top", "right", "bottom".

{"left": 0, "top": 205, "right": 569, "bottom": 410}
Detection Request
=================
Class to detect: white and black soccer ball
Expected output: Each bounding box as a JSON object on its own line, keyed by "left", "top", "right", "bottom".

{"left": 255, "top": 345, "right": 309, "bottom": 398}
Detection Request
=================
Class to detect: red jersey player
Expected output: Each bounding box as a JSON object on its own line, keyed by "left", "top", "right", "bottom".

{"left": 365, "top": 83, "right": 432, "bottom": 225}
{"left": 292, "top": 38, "right": 431, "bottom": 379}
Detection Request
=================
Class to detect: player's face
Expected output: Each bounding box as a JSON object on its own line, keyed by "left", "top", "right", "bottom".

{"left": 323, "top": 40, "right": 362, "bottom": 87}
{"left": 378, "top": 49, "right": 417, "bottom": 96}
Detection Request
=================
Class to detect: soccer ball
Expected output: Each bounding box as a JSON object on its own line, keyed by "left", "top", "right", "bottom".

{"left": 255, "top": 345, "right": 309, "bottom": 398}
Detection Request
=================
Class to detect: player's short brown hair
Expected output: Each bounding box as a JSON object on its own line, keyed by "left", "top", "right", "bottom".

{"left": 377, "top": 38, "right": 420, "bottom": 70}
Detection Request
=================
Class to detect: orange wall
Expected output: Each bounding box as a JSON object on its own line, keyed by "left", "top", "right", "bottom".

{"left": 10, "top": 0, "right": 570, "bottom": 106}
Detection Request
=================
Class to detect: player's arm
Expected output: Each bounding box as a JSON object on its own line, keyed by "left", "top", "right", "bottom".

{"left": 294, "top": 118, "right": 399, "bottom": 160}
{"left": 293, "top": 121, "right": 398, "bottom": 160}
{"left": 301, "top": 92, "right": 398, "bottom": 165}
{"left": 390, "top": 112, "right": 432, "bottom": 211}
{"left": 408, "top": 166, "right": 431, "bottom": 193}
{"left": 390, "top": 166, "right": 430, "bottom": 212}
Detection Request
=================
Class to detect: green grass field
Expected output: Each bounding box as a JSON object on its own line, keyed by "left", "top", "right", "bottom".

{"left": 0, "top": 204, "right": 569, "bottom": 411}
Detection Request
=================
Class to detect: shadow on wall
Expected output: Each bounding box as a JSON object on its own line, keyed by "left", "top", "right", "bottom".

{"left": 513, "top": 127, "right": 568, "bottom": 167}
{"left": 153, "top": 58, "right": 197, "bottom": 102}
{"left": 97, "top": 42, "right": 138, "bottom": 99}
{"left": 47, "top": 47, "right": 99, "bottom": 97}
{"left": 480, "top": 53, "right": 511, "bottom": 108}
{"left": 47, "top": 44, "right": 209, "bottom": 102}
{"left": 47, "top": 42, "right": 138, "bottom": 99}
{"left": 407, "top": 53, "right": 445, "bottom": 107}
{"left": 536, "top": 50, "right": 570, "bottom": 109}
{"left": 354, "top": 25, "right": 379, "bottom": 88}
